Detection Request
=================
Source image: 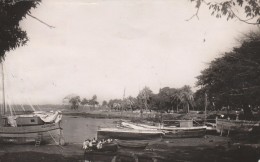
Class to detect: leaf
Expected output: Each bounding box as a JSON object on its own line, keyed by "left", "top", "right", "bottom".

{"left": 196, "top": 0, "right": 201, "bottom": 8}
{"left": 237, "top": 0, "right": 243, "bottom": 6}
{"left": 257, "top": 18, "right": 260, "bottom": 23}
{"left": 245, "top": 5, "right": 252, "bottom": 13}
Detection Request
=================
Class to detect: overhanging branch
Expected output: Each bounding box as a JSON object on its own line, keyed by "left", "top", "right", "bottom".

{"left": 229, "top": 8, "right": 260, "bottom": 25}
{"left": 186, "top": 6, "right": 200, "bottom": 21}
{"left": 27, "top": 13, "right": 55, "bottom": 29}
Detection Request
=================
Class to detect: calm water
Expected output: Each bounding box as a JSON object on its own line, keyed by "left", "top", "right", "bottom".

{"left": 62, "top": 115, "right": 117, "bottom": 144}
{"left": 60, "top": 116, "right": 260, "bottom": 162}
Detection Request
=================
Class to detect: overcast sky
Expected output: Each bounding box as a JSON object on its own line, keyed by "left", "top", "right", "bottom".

{"left": 3, "top": 0, "right": 257, "bottom": 104}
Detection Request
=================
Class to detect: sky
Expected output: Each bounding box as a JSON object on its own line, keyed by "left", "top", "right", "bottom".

{"left": 2, "top": 0, "right": 258, "bottom": 104}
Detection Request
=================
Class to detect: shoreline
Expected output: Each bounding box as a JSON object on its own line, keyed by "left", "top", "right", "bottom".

{"left": 0, "top": 136, "right": 259, "bottom": 162}
{"left": 61, "top": 109, "right": 211, "bottom": 122}
{"left": 0, "top": 110, "right": 259, "bottom": 161}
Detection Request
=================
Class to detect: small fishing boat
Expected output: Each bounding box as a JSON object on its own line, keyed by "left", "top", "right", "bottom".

{"left": 216, "top": 118, "right": 259, "bottom": 135}
{"left": 97, "top": 127, "right": 163, "bottom": 140}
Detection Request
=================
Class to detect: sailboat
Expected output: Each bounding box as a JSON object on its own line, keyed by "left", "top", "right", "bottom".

{"left": 0, "top": 62, "right": 63, "bottom": 145}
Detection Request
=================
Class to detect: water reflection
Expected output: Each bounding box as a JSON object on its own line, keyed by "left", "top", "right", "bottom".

{"left": 62, "top": 116, "right": 117, "bottom": 143}
{"left": 62, "top": 116, "right": 157, "bottom": 161}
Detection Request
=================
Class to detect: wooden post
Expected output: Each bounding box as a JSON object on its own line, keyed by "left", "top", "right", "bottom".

{"left": 1, "top": 62, "right": 5, "bottom": 115}
{"left": 204, "top": 93, "right": 207, "bottom": 124}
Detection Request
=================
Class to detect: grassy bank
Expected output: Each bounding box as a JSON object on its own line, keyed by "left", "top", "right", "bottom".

{"left": 61, "top": 109, "right": 210, "bottom": 122}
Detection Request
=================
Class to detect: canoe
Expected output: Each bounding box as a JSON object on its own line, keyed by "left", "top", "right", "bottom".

{"left": 97, "top": 127, "right": 163, "bottom": 140}
{"left": 115, "top": 139, "right": 150, "bottom": 149}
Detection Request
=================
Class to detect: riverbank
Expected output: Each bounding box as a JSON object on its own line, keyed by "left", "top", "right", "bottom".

{"left": 0, "top": 135, "right": 259, "bottom": 162}
{"left": 1, "top": 109, "right": 259, "bottom": 162}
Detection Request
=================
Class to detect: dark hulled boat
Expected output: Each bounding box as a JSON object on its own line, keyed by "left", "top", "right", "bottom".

{"left": 115, "top": 139, "right": 150, "bottom": 149}
{"left": 97, "top": 127, "right": 163, "bottom": 140}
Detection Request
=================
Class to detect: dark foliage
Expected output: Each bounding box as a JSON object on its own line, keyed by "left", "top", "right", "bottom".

{"left": 196, "top": 31, "right": 260, "bottom": 113}
{"left": 0, "top": 0, "right": 40, "bottom": 60}
{"left": 190, "top": 0, "right": 260, "bottom": 24}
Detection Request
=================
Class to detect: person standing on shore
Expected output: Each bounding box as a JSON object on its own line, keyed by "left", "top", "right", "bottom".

{"left": 83, "top": 139, "right": 90, "bottom": 150}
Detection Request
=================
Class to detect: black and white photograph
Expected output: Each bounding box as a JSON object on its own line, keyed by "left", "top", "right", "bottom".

{"left": 0, "top": 0, "right": 260, "bottom": 161}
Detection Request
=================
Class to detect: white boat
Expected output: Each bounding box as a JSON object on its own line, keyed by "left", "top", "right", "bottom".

{"left": 121, "top": 121, "right": 206, "bottom": 138}
{"left": 216, "top": 118, "right": 259, "bottom": 135}
{"left": 0, "top": 62, "right": 64, "bottom": 145}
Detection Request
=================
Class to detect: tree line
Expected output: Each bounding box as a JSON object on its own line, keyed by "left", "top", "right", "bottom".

{"left": 195, "top": 31, "right": 260, "bottom": 115}
{"left": 64, "top": 95, "right": 99, "bottom": 110}
{"left": 64, "top": 30, "right": 260, "bottom": 115}
{"left": 105, "top": 85, "right": 194, "bottom": 113}
{"left": 91, "top": 31, "right": 260, "bottom": 115}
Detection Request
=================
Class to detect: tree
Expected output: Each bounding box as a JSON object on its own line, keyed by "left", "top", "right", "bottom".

{"left": 108, "top": 99, "right": 122, "bottom": 111}
{"left": 137, "top": 86, "right": 153, "bottom": 112}
{"left": 173, "top": 85, "right": 194, "bottom": 113}
{"left": 189, "top": 0, "right": 260, "bottom": 25}
{"left": 152, "top": 87, "right": 178, "bottom": 113}
{"left": 194, "top": 88, "right": 209, "bottom": 111}
{"left": 196, "top": 31, "right": 260, "bottom": 119}
{"left": 89, "top": 95, "right": 98, "bottom": 108}
{"left": 102, "top": 100, "right": 108, "bottom": 107}
{"left": 81, "top": 98, "right": 89, "bottom": 105}
{"left": 0, "top": 1, "right": 41, "bottom": 60}
{"left": 150, "top": 92, "right": 172, "bottom": 113}
{"left": 69, "top": 96, "right": 81, "bottom": 110}
{"left": 123, "top": 96, "right": 138, "bottom": 112}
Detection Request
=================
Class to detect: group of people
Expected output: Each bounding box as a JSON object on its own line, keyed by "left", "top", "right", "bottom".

{"left": 82, "top": 138, "right": 113, "bottom": 151}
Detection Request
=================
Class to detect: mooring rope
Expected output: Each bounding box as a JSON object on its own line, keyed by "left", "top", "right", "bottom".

{"left": 48, "top": 130, "right": 64, "bottom": 149}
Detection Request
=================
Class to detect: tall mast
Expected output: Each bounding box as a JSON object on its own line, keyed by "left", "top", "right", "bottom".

{"left": 1, "top": 62, "right": 5, "bottom": 115}
{"left": 123, "top": 87, "right": 126, "bottom": 100}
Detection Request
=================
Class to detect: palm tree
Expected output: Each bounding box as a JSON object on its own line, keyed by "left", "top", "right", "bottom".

{"left": 172, "top": 85, "right": 194, "bottom": 113}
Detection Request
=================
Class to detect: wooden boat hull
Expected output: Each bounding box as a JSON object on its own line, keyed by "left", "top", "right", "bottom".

{"left": 121, "top": 122, "right": 206, "bottom": 138}
{"left": 163, "top": 127, "right": 206, "bottom": 138}
{"left": 97, "top": 128, "right": 163, "bottom": 140}
{"left": 216, "top": 119, "right": 259, "bottom": 133}
{"left": 0, "top": 123, "right": 62, "bottom": 144}
{"left": 115, "top": 139, "right": 149, "bottom": 149}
